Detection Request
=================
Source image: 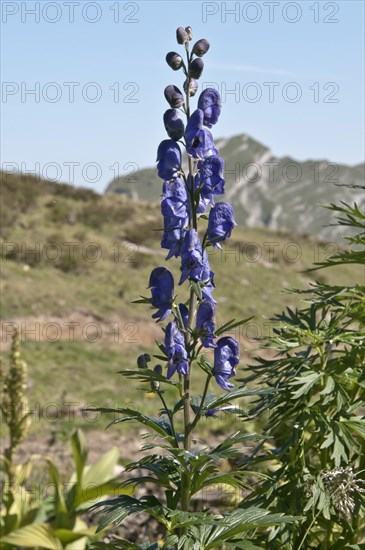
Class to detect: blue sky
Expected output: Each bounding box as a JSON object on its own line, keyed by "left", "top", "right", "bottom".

{"left": 1, "top": 0, "right": 364, "bottom": 191}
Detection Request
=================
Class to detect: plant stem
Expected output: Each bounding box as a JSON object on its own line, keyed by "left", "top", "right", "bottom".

{"left": 157, "top": 391, "right": 179, "bottom": 448}
{"left": 180, "top": 46, "right": 198, "bottom": 519}
{"left": 189, "top": 374, "right": 212, "bottom": 434}
{"left": 183, "top": 287, "right": 196, "bottom": 454}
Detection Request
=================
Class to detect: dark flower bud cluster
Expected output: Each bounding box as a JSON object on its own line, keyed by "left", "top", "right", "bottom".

{"left": 166, "top": 29, "right": 212, "bottom": 102}
{"left": 146, "top": 27, "right": 239, "bottom": 391}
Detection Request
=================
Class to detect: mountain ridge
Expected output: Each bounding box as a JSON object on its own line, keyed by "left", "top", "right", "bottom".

{"left": 105, "top": 133, "right": 364, "bottom": 242}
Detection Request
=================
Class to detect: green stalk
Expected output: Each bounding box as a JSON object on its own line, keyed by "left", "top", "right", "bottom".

{"left": 180, "top": 44, "right": 198, "bottom": 519}
{"left": 157, "top": 390, "right": 179, "bottom": 448}
{"left": 189, "top": 373, "right": 212, "bottom": 435}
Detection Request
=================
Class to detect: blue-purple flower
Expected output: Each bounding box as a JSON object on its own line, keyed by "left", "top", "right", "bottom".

{"left": 198, "top": 155, "right": 225, "bottom": 204}
{"left": 185, "top": 109, "right": 217, "bottom": 160}
{"left": 161, "top": 216, "right": 185, "bottom": 259}
{"left": 179, "top": 229, "right": 208, "bottom": 285}
{"left": 202, "top": 271, "right": 216, "bottom": 304}
{"left": 163, "top": 109, "right": 185, "bottom": 140}
{"left": 207, "top": 202, "right": 235, "bottom": 248}
{"left": 148, "top": 266, "right": 174, "bottom": 321}
{"left": 165, "top": 321, "right": 189, "bottom": 378}
{"left": 157, "top": 140, "right": 181, "bottom": 180}
{"left": 213, "top": 337, "right": 239, "bottom": 390}
{"left": 196, "top": 299, "right": 216, "bottom": 348}
{"left": 198, "top": 88, "right": 222, "bottom": 128}
{"left": 161, "top": 178, "right": 188, "bottom": 222}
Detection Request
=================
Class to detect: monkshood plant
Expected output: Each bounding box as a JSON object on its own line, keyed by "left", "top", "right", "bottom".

{"left": 240, "top": 189, "right": 365, "bottom": 549}
{"left": 91, "top": 27, "right": 296, "bottom": 548}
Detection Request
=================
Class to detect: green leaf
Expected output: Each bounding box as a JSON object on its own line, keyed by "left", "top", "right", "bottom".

{"left": 290, "top": 372, "right": 322, "bottom": 399}
{"left": 118, "top": 368, "right": 179, "bottom": 388}
{"left": 216, "top": 317, "right": 254, "bottom": 337}
{"left": 1, "top": 524, "right": 63, "bottom": 549}
{"left": 204, "top": 508, "right": 298, "bottom": 546}
{"left": 73, "top": 480, "right": 134, "bottom": 508}
{"left": 131, "top": 296, "right": 150, "bottom": 304}
{"left": 54, "top": 528, "right": 93, "bottom": 544}
{"left": 205, "top": 387, "right": 274, "bottom": 412}
{"left": 86, "top": 407, "right": 175, "bottom": 444}
{"left": 320, "top": 376, "right": 335, "bottom": 396}
{"left": 82, "top": 447, "right": 119, "bottom": 487}
{"left": 70, "top": 429, "right": 88, "bottom": 485}
{"left": 94, "top": 495, "right": 164, "bottom": 532}
{"left": 196, "top": 355, "right": 213, "bottom": 375}
{"left": 191, "top": 281, "right": 202, "bottom": 300}
{"left": 92, "top": 543, "right": 159, "bottom": 550}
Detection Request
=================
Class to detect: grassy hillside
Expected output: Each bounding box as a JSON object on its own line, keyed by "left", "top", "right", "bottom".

{"left": 1, "top": 171, "right": 361, "bottom": 450}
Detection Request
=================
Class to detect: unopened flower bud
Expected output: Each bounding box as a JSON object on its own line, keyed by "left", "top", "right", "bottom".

{"left": 176, "top": 27, "right": 188, "bottom": 44}
{"left": 166, "top": 51, "right": 183, "bottom": 71}
{"left": 188, "top": 58, "right": 204, "bottom": 79}
{"left": 164, "top": 109, "right": 185, "bottom": 140}
{"left": 192, "top": 39, "right": 210, "bottom": 57}
{"left": 154, "top": 364, "right": 163, "bottom": 375}
{"left": 185, "top": 26, "right": 193, "bottom": 40}
{"left": 137, "top": 353, "right": 151, "bottom": 369}
{"left": 164, "top": 85, "right": 184, "bottom": 108}
{"left": 183, "top": 78, "right": 198, "bottom": 97}
{"left": 150, "top": 364, "right": 163, "bottom": 392}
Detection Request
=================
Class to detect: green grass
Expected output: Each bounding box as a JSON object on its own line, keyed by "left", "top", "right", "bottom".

{"left": 1, "top": 172, "right": 362, "bottom": 450}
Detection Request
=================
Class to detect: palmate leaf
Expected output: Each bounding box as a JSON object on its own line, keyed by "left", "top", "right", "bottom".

{"left": 204, "top": 387, "right": 275, "bottom": 413}
{"left": 166, "top": 509, "right": 215, "bottom": 530}
{"left": 93, "top": 495, "right": 165, "bottom": 532}
{"left": 208, "top": 432, "right": 265, "bottom": 460}
{"left": 200, "top": 472, "right": 250, "bottom": 491}
{"left": 166, "top": 508, "right": 298, "bottom": 548}
{"left": 117, "top": 368, "right": 180, "bottom": 389}
{"left": 289, "top": 372, "right": 322, "bottom": 399}
{"left": 216, "top": 317, "right": 254, "bottom": 337}
{"left": 121, "top": 454, "right": 182, "bottom": 490}
{"left": 88, "top": 407, "right": 176, "bottom": 445}
{"left": 203, "top": 508, "right": 299, "bottom": 546}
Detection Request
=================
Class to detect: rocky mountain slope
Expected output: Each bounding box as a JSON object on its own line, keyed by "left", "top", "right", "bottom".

{"left": 106, "top": 134, "right": 364, "bottom": 242}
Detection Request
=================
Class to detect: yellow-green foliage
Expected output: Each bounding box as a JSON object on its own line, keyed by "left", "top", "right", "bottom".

{"left": 1, "top": 328, "right": 30, "bottom": 462}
